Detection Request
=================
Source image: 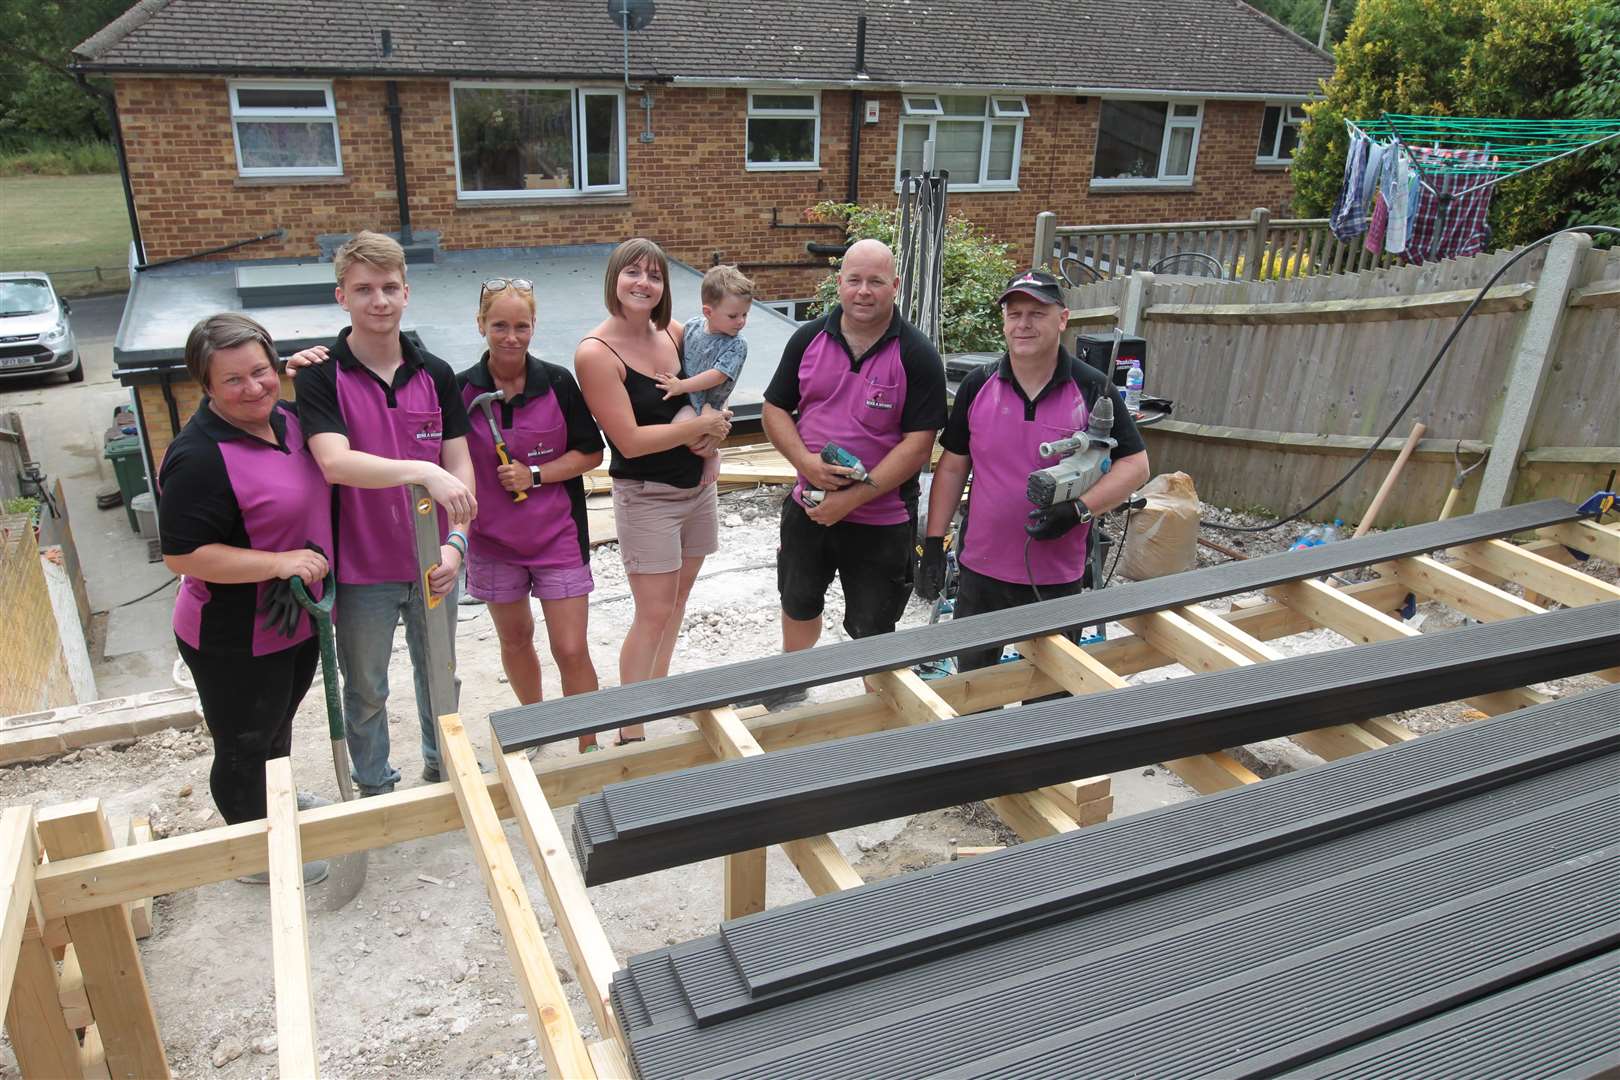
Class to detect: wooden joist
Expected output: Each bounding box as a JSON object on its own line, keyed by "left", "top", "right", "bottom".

{"left": 1019, "top": 631, "right": 1262, "bottom": 795}
{"left": 34, "top": 800, "right": 169, "bottom": 1080}
{"left": 26, "top": 583, "right": 1417, "bottom": 922}
{"left": 5, "top": 926, "right": 81, "bottom": 1077}
{"left": 495, "top": 747, "right": 624, "bottom": 1042}
{"left": 0, "top": 806, "right": 41, "bottom": 1019}
{"left": 1378, "top": 555, "right": 1544, "bottom": 623}
{"left": 1452, "top": 539, "right": 1620, "bottom": 610}
{"left": 436, "top": 713, "right": 595, "bottom": 1079}
{"left": 265, "top": 758, "right": 319, "bottom": 1078}
{"left": 866, "top": 670, "right": 1079, "bottom": 841}
{"left": 1539, "top": 520, "right": 1620, "bottom": 565}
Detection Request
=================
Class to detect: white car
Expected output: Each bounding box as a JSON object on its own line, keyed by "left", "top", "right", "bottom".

{"left": 0, "top": 273, "right": 81, "bottom": 383}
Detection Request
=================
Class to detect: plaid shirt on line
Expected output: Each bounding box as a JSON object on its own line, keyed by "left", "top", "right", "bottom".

{"left": 1406, "top": 147, "right": 1494, "bottom": 264}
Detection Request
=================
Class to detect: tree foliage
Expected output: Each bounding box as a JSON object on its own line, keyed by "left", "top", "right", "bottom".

{"left": 0, "top": 0, "right": 132, "bottom": 142}
{"left": 1290, "top": 0, "right": 1605, "bottom": 247}
{"left": 805, "top": 202, "right": 1016, "bottom": 354}
{"left": 1560, "top": 0, "right": 1620, "bottom": 230}
{"left": 1247, "top": 0, "right": 1360, "bottom": 47}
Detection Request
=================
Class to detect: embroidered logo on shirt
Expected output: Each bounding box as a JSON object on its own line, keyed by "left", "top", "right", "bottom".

{"left": 525, "top": 445, "right": 551, "bottom": 459}
{"left": 865, "top": 389, "right": 894, "bottom": 410}
{"left": 414, "top": 428, "right": 443, "bottom": 441}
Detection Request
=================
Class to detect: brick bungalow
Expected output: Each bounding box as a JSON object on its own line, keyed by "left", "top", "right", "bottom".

{"left": 74, "top": 0, "right": 1332, "bottom": 303}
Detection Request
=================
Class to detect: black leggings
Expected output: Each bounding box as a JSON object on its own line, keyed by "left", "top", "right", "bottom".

{"left": 176, "top": 636, "right": 319, "bottom": 824}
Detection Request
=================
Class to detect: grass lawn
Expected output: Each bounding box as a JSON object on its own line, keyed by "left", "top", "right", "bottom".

{"left": 0, "top": 173, "right": 132, "bottom": 295}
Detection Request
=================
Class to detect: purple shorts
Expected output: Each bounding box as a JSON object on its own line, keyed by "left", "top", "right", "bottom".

{"left": 466, "top": 557, "right": 595, "bottom": 604}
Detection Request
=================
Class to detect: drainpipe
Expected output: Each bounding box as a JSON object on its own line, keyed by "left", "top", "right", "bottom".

{"left": 381, "top": 30, "right": 413, "bottom": 244}
{"left": 73, "top": 71, "right": 145, "bottom": 265}
{"left": 846, "top": 15, "right": 867, "bottom": 205}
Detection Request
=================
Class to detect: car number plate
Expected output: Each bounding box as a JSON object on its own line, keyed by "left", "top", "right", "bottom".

{"left": 0, "top": 355, "right": 38, "bottom": 369}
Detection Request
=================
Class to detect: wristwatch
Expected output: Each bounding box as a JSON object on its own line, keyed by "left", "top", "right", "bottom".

{"left": 1074, "top": 503, "right": 1094, "bottom": 526}
{"left": 528, "top": 464, "right": 543, "bottom": 489}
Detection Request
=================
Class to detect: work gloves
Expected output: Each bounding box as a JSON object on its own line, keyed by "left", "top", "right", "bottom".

{"left": 914, "top": 535, "right": 947, "bottom": 602}
{"left": 259, "top": 541, "right": 326, "bottom": 639}
{"left": 1025, "top": 501, "right": 1085, "bottom": 541}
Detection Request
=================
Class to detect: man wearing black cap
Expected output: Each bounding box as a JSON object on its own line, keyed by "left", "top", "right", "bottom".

{"left": 916, "top": 269, "right": 1149, "bottom": 673}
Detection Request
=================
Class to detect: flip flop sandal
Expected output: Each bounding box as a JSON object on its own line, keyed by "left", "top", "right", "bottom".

{"left": 614, "top": 735, "right": 647, "bottom": 747}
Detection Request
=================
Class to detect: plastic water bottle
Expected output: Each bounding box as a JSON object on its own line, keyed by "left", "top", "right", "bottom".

{"left": 1289, "top": 524, "right": 1326, "bottom": 551}
{"left": 1123, "top": 359, "right": 1144, "bottom": 414}
{"left": 1320, "top": 518, "right": 1344, "bottom": 544}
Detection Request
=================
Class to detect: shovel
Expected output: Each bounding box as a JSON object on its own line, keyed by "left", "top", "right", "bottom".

{"left": 291, "top": 573, "right": 368, "bottom": 909}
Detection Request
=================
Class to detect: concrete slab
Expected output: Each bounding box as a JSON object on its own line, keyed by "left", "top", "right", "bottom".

{"left": 102, "top": 597, "right": 175, "bottom": 659}
{"left": 116, "top": 245, "right": 807, "bottom": 404}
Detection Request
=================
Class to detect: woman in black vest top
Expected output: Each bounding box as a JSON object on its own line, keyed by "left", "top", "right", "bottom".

{"left": 575, "top": 239, "right": 731, "bottom": 741}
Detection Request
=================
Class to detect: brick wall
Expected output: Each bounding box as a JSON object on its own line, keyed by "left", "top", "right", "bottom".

{"left": 0, "top": 521, "right": 75, "bottom": 716}
{"left": 115, "top": 77, "right": 1296, "bottom": 300}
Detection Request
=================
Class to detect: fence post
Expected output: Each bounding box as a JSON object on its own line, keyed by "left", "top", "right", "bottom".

{"left": 1121, "top": 271, "right": 1154, "bottom": 337}
{"left": 1474, "top": 232, "right": 1591, "bottom": 512}
{"left": 1033, "top": 211, "right": 1057, "bottom": 272}
{"left": 1245, "top": 208, "right": 1271, "bottom": 280}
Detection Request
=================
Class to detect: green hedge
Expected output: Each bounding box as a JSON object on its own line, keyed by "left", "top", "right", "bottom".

{"left": 0, "top": 136, "right": 119, "bottom": 176}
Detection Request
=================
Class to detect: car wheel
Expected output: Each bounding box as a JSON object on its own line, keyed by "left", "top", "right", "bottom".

{"left": 66, "top": 362, "right": 85, "bottom": 383}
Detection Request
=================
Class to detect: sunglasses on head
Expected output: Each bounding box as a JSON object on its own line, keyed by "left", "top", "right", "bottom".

{"left": 480, "top": 277, "right": 534, "bottom": 298}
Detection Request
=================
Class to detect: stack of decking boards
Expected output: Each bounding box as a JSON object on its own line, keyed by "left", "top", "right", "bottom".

{"left": 609, "top": 684, "right": 1620, "bottom": 1078}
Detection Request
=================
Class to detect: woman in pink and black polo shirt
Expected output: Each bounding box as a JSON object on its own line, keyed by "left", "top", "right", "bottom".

{"left": 457, "top": 279, "right": 607, "bottom": 752}
{"left": 159, "top": 314, "right": 333, "bottom": 872}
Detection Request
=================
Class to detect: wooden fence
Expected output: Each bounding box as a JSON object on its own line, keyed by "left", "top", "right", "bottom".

{"left": 1046, "top": 233, "right": 1619, "bottom": 524}
{"left": 1035, "top": 208, "right": 1405, "bottom": 283}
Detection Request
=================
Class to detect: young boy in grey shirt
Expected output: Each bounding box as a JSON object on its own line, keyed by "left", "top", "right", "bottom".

{"left": 658, "top": 264, "right": 753, "bottom": 486}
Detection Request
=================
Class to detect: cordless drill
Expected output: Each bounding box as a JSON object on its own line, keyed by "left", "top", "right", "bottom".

{"left": 1026, "top": 395, "right": 1117, "bottom": 510}
{"left": 803, "top": 442, "right": 877, "bottom": 504}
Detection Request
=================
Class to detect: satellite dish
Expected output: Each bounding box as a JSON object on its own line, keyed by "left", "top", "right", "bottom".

{"left": 608, "top": 0, "right": 655, "bottom": 31}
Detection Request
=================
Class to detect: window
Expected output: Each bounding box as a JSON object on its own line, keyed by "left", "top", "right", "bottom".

{"left": 229, "top": 81, "right": 341, "bottom": 177}
{"left": 451, "top": 83, "right": 626, "bottom": 198}
{"left": 897, "top": 94, "right": 1025, "bottom": 190}
{"left": 747, "top": 91, "right": 820, "bottom": 170}
{"left": 1092, "top": 100, "right": 1203, "bottom": 184}
{"left": 1258, "top": 103, "right": 1307, "bottom": 163}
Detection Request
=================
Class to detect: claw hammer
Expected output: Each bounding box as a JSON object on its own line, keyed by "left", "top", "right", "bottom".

{"left": 468, "top": 389, "right": 527, "bottom": 502}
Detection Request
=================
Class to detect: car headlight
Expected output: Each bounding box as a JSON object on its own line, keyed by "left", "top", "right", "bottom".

{"left": 41, "top": 320, "right": 68, "bottom": 347}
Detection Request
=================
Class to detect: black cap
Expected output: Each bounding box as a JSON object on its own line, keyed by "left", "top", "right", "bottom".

{"left": 998, "top": 268, "right": 1064, "bottom": 306}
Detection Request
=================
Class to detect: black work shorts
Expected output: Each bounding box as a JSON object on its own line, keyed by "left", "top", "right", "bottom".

{"left": 952, "top": 564, "right": 1083, "bottom": 673}
{"left": 777, "top": 495, "right": 912, "bottom": 639}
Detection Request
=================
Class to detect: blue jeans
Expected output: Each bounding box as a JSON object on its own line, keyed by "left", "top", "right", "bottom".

{"left": 334, "top": 579, "right": 461, "bottom": 794}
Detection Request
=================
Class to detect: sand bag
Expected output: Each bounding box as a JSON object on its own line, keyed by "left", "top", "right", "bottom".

{"left": 1120, "top": 472, "right": 1200, "bottom": 581}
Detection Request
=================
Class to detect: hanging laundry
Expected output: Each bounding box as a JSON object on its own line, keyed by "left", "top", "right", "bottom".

{"left": 1330, "top": 130, "right": 1373, "bottom": 241}
{"left": 1407, "top": 147, "right": 1493, "bottom": 263}
{"left": 1381, "top": 150, "right": 1415, "bottom": 256}
{"left": 1360, "top": 140, "right": 1387, "bottom": 213}
{"left": 1364, "top": 189, "right": 1388, "bottom": 255}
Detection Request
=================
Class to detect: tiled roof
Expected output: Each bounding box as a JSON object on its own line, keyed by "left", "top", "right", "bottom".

{"left": 75, "top": 0, "right": 1332, "bottom": 98}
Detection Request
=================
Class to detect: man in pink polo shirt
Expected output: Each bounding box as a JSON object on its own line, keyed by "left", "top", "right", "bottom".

{"left": 918, "top": 268, "right": 1149, "bottom": 673}
{"left": 761, "top": 239, "right": 947, "bottom": 676}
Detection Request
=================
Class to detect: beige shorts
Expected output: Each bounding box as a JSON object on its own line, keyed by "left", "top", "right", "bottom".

{"left": 611, "top": 479, "right": 720, "bottom": 574}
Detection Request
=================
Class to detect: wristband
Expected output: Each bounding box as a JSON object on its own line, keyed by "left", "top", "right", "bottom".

{"left": 446, "top": 530, "right": 468, "bottom": 556}
{"left": 446, "top": 537, "right": 467, "bottom": 557}
{"left": 529, "top": 464, "right": 543, "bottom": 489}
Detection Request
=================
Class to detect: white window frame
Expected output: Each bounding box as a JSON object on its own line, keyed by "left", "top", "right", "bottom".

{"left": 450, "top": 81, "right": 628, "bottom": 200}
{"left": 1091, "top": 98, "right": 1204, "bottom": 187}
{"left": 745, "top": 90, "right": 821, "bottom": 172}
{"left": 228, "top": 80, "right": 342, "bottom": 178}
{"left": 1257, "top": 102, "right": 1308, "bottom": 164}
{"left": 896, "top": 93, "right": 1025, "bottom": 192}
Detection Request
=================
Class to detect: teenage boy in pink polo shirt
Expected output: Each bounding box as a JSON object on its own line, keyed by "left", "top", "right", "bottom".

{"left": 917, "top": 269, "right": 1149, "bottom": 673}
{"left": 294, "top": 231, "right": 478, "bottom": 794}
{"left": 761, "top": 239, "right": 947, "bottom": 687}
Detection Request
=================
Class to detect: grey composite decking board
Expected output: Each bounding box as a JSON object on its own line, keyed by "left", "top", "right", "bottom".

{"left": 668, "top": 789, "right": 1620, "bottom": 1080}
{"left": 963, "top": 846, "right": 1620, "bottom": 1079}
{"left": 616, "top": 768, "right": 1620, "bottom": 1079}
{"left": 491, "top": 498, "right": 1585, "bottom": 750}
{"left": 1284, "top": 948, "right": 1620, "bottom": 1080}
{"left": 571, "top": 604, "right": 1620, "bottom": 886}
{"left": 611, "top": 687, "right": 1620, "bottom": 1045}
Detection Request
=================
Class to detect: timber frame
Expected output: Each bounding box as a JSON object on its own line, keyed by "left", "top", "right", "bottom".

{"left": 2, "top": 514, "right": 1617, "bottom": 1078}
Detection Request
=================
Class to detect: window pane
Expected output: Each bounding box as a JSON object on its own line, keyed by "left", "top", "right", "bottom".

{"left": 752, "top": 93, "right": 814, "bottom": 112}
{"left": 940, "top": 95, "right": 987, "bottom": 117}
{"left": 1277, "top": 121, "right": 1299, "bottom": 160}
{"left": 236, "top": 87, "right": 327, "bottom": 110}
{"left": 1259, "top": 105, "right": 1281, "bottom": 157}
{"left": 900, "top": 123, "right": 928, "bottom": 174}
{"left": 904, "top": 96, "right": 941, "bottom": 114}
{"left": 747, "top": 117, "right": 815, "bottom": 164}
{"left": 584, "top": 95, "right": 621, "bottom": 186}
{"left": 987, "top": 124, "right": 1016, "bottom": 181}
{"left": 1165, "top": 126, "right": 1195, "bottom": 177}
{"left": 1094, "top": 100, "right": 1166, "bottom": 180}
{"left": 1172, "top": 103, "right": 1200, "bottom": 118}
{"left": 237, "top": 121, "right": 338, "bottom": 169}
{"left": 934, "top": 120, "right": 984, "bottom": 179}
{"left": 455, "top": 87, "right": 574, "bottom": 193}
